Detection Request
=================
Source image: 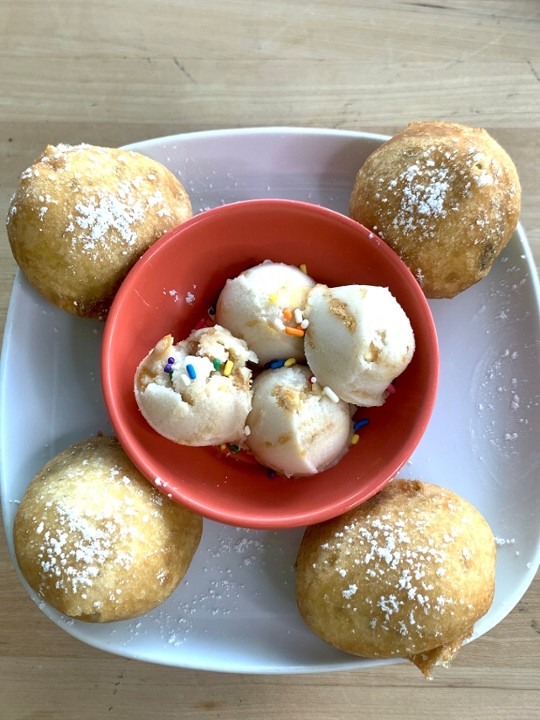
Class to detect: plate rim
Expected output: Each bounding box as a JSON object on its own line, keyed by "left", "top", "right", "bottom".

{"left": 122, "top": 124, "right": 392, "bottom": 153}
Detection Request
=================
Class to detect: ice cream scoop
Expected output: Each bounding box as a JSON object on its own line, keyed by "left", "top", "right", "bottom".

{"left": 304, "top": 284, "right": 415, "bottom": 407}
{"left": 135, "top": 325, "right": 258, "bottom": 446}
{"left": 215, "top": 260, "right": 315, "bottom": 365}
{"left": 245, "top": 364, "right": 353, "bottom": 477}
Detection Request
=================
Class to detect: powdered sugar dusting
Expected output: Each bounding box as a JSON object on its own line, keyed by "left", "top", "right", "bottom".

{"left": 30, "top": 460, "right": 169, "bottom": 608}
{"left": 382, "top": 146, "right": 459, "bottom": 236}
{"left": 37, "top": 505, "right": 127, "bottom": 595}
{"left": 372, "top": 141, "right": 509, "bottom": 244}
{"left": 314, "top": 494, "right": 483, "bottom": 650}
{"left": 10, "top": 143, "right": 183, "bottom": 261}
{"left": 35, "top": 472, "right": 139, "bottom": 598}
{"left": 69, "top": 189, "right": 144, "bottom": 251}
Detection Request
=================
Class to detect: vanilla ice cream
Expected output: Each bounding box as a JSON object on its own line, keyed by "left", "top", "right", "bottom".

{"left": 135, "top": 325, "right": 258, "bottom": 445}
{"left": 245, "top": 364, "right": 353, "bottom": 477}
{"left": 215, "top": 260, "right": 315, "bottom": 365}
{"left": 304, "top": 284, "right": 415, "bottom": 407}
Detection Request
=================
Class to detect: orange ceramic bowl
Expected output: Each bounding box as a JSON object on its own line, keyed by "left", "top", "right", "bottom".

{"left": 102, "top": 200, "right": 438, "bottom": 529}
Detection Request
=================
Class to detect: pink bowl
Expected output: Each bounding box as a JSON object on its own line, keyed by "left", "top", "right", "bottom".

{"left": 101, "top": 200, "right": 439, "bottom": 529}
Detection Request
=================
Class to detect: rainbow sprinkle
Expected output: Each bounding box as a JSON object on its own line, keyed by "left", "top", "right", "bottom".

{"left": 186, "top": 363, "right": 196, "bottom": 380}
{"left": 299, "top": 264, "right": 307, "bottom": 274}
{"left": 164, "top": 356, "right": 175, "bottom": 374}
{"left": 309, "top": 375, "right": 317, "bottom": 384}
{"left": 350, "top": 434, "right": 360, "bottom": 445}
{"left": 213, "top": 358, "right": 221, "bottom": 371}
{"left": 270, "top": 359, "right": 286, "bottom": 369}
{"left": 285, "top": 326, "right": 304, "bottom": 337}
{"left": 284, "top": 357, "right": 296, "bottom": 367}
{"left": 323, "top": 386, "right": 339, "bottom": 403}
{"left": 229, "top": 443, "right": 240, "bottom": 454}
{"left": 283, "top": 308, "right": 293, "bottom": 321}
{"left": 223, "top": 359, "right": 234, "bottom": 377}
{"left": 386, "top": 383, "right": 396, "bottom": 394}
{"left": 353, "top": 418, "right": 369, "bottom": 430}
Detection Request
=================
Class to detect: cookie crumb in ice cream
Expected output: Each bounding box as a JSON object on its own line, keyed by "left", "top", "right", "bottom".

{"left": 215, "top": 261, "right": 316, "bottom": 364}
{"left": 246, "top": 365, "right": 353, "bottom": 477}
{"left": 135, "top": 325, "right": 258, "bottom": 446}
{"left": 304, "top": 284, "right": 415, "bottom": 407}
{"left": 134, "top": 260, "right": 418, "bottom": 479}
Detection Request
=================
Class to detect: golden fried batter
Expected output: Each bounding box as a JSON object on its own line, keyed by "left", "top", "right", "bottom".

{"left": 349, "top": 121, "right": 520, "bottom": 298}
{"left": 7, "top": 143, "right": 192, "bottom": 317}
{"left": 14, "top": 435, "right": 202, "bottom": 622}
{"left": 295, "top": 479, "right": 496, "bottom": 678}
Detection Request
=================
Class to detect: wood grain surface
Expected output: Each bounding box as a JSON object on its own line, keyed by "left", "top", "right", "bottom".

{"left": 0, "top": 1, "right": 539, "bottom": 718}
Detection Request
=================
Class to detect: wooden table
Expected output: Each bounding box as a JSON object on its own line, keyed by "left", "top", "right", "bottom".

{"left": 1, "top": 1, "right": 539, "bottom": 718}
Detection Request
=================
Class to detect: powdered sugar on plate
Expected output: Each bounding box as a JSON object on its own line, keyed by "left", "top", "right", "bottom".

{"left": 111, "top": 523, "right": 300, "bottom": 651}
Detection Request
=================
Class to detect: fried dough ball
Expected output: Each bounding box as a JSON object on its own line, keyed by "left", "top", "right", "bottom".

{"left": 295, "top": 479, "right": 496, "bottom": 678}
{"left": 14, "top": 435, "right": 203, "bottom": 622}
{"left": 6, "top": 143, "right": 192, "bottom": 318}
{"left": 349, "top": 121, "right": 521, "bottom": 298}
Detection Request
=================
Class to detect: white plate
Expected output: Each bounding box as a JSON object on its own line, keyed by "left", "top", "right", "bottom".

{"left": 1, "top": 127, "right": 539, "bottom": 673}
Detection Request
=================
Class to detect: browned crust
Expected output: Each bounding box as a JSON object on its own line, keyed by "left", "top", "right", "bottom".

{"left": 295, "top": 479, "right": 496, "bottom": 677}
{"left": 6, "top": 144, "right": 192, "bottom": 318}
{"left": 349, "top": 121, "right": 521, "bottom": 298}
{"left": 14, "top": 435, "right": 202, "bottom": 622}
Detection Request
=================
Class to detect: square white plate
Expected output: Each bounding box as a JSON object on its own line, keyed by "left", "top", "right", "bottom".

{"left": 1, "top": 127, "right": 539, "bottom": 673}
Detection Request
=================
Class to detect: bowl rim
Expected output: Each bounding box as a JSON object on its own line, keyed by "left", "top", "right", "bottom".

{"left": 101, "top": 198, "right": 439, "bottom": 528}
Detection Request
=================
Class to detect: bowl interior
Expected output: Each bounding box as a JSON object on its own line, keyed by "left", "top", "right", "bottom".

{"left": 102, "top": 200, "right": 438, "bottom": 528}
